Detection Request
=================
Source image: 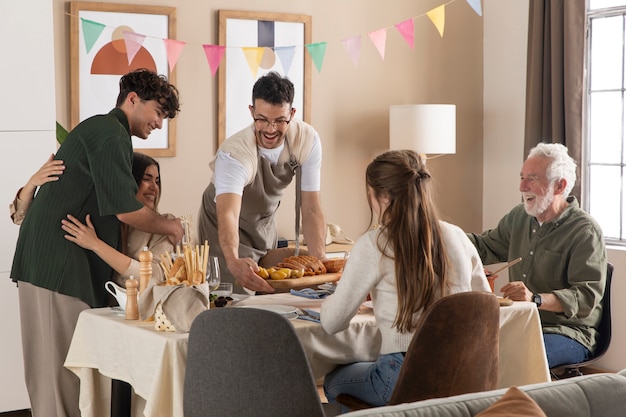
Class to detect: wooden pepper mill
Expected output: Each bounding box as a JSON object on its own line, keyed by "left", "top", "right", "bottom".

{"left": 125, "top": 276, "right": 139, "bottom": 320}
{"left": 139, "top": 246, "right": 153, "bottom": 293}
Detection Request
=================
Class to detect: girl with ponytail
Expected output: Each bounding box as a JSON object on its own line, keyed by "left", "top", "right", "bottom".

{"left": 321, "top": 150, "right": 490, "bottom": 406}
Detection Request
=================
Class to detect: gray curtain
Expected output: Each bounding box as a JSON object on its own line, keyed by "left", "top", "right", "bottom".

{"left": 524, "top": 0, "right": 585, "bottom": 199}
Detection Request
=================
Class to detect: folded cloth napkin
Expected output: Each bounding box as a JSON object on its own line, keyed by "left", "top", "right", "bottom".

{"left": 297, "top": 308, "right": 321, "bottom": 324}
{"left": 139, "top": 280, "right": 210, "bottom": 332}
{"left": 290, "top": 288, "right": 331, "bottom": 299}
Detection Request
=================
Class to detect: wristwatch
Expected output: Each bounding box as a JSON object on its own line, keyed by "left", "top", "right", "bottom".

{"left": 532, "top": 293, "right": 542, "bottom": 307}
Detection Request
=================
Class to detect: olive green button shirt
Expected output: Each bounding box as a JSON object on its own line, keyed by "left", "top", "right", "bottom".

{"left": 467, "top": 197, "right": 607, "bottom": 352}
{"left": 11, "top": 108, "right": 143, "bottom": 307}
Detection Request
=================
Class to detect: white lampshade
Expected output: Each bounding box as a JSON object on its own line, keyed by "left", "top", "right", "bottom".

{"left": 389, "top": 104, "right": 456, "bottom": 154}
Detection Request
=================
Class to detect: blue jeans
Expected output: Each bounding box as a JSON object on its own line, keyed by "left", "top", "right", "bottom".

{"left": 544, "top": 333, "right": 591, "bottom": 368}
{"left": 323, "top": 352, "right": 404, "bottom": 408}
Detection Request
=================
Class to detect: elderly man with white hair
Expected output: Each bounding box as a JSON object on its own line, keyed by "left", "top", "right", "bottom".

{"left": 467, "top": 142, "right": 607, "bottom": 368}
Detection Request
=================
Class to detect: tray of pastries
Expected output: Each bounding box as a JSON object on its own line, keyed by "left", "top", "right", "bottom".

{"left": 257, "top": 255, "right": 346, "bottom": 291}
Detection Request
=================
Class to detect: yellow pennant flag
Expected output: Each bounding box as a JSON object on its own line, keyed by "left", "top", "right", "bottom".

{"left": 427, "top": 5, "right": 446, "bottom": 38}
{"left": 242, "top": 47, "right": 265, "bottom": 78}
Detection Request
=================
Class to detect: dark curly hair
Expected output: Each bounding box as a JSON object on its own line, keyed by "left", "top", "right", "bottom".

{"left": 251, "top": 71, "right": 294, "bottom": 106}
{"left": 116, "top": 68, "right": 180, "bottom": 118}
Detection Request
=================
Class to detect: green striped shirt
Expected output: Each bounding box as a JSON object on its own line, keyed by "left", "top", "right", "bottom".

{"left": 11, "top": 108, "right": 143, "bottom": 307}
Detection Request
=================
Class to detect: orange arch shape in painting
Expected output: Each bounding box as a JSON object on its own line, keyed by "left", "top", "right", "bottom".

{"left": 91, "top": 39, "right": 157, "bottom": 75}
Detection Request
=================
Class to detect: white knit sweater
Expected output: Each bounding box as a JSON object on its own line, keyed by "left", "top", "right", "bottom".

{"left": 320, "top": 221, "right": 490, "bottom": 354}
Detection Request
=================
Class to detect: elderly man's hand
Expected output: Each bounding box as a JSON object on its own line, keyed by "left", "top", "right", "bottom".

{"left": 501, "top": 281, "right": 533, "bottom": 302}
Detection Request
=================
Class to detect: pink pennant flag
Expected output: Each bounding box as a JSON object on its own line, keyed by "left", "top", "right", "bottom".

{"left": 123, "top": 31, "right": 146, "bottom": 65}
{"left": 427, "top": 5, "right": 446, "bottom": 37}
{"left": 202, "top": 44, "right": 226, "bottom": 77}
{"left": 395, "top": 18, "right": 415, "bottom": 49}
{"left": 163, "top": 39, "right": 186, "bottom": 72}
{"left": 368, "top": 28, "right": 387, "bottom": 60}
{"left": 341, "top": 35, "right": 362, "bottom": 67}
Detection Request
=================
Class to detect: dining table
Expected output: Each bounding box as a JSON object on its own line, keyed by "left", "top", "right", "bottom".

{"left": 64, "top": 293, "right": 550, "bottom": 417}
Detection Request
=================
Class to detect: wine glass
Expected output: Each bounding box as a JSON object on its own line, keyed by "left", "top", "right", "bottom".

{"left": 206, "top": 256, "right": 221, "bottom": 292}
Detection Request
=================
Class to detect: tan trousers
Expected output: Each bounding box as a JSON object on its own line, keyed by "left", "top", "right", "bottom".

{"left": 18, "top": 281, "right": 89, "bottom": 417}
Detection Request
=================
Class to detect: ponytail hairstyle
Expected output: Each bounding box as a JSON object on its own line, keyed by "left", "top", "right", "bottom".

{"left": 365, "top": 150, "right": 448, "bottom": 332}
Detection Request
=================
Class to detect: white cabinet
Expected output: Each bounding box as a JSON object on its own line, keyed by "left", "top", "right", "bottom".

{"left": 0, "top": 0, "right": 56, "bottom": 412}
{"left": 0, "top": 3, "right": 55, "bottom": 132}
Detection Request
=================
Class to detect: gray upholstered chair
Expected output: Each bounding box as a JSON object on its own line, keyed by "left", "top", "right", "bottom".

{"left": 337, "top": 291, "right": 500, "bottom": 411}
{"left": 184, "top": 307, "right": 339, "bottom": 417}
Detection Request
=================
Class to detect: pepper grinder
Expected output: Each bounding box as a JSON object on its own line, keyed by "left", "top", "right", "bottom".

{"left": 125, "top": 276, "right": 139, "bottom": 320}
{"left": 139, "top": 246, "right": 153, "bottom": 293}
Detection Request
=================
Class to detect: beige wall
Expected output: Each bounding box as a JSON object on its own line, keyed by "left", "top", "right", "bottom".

{"left": 53, "top": 0, "right": 484, "bottom": 242}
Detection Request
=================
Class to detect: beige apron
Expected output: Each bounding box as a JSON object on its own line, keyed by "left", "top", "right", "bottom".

{"left": 198, "top": 140, "right": 303, "bottom": 289}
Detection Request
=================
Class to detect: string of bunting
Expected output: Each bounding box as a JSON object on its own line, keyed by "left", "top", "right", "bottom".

{"left": 78, "top": 0, "right": 481, "bottom": 77}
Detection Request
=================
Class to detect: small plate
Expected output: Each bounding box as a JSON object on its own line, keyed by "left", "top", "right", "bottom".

{"left": 239, "top": 304, "right": 298, "bottom": 320}
{"left": 230, "top": 293, "right": 250, "bottom": 302}
{"left": 317, "top": 283, "right": 336, "bottom": 293}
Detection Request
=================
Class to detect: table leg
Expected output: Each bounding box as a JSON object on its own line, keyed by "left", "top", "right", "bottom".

{"left": 111, "top": 379, "right": 131, "bottom": 417}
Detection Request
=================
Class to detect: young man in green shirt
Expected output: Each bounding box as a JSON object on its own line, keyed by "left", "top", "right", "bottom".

{"left": 10, "top": 69, "right": 183, "bottom": 417}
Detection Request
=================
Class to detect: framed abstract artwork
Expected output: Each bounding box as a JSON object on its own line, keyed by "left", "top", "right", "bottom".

{"left": 217, "top": 10, "right": 312, "bottom": 145}
{"left": 70, "top": 2, "right": 177, "bottom": 156}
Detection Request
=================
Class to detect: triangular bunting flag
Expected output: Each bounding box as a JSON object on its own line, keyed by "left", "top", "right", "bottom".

{"left": 341, "top": 36, "right": 362, "bottom": 67}
{"left": 274, "top": 46, "right": 296, "bottom": 75}
{"left": 80, "top": 18, "right": 106, "bottom": 54}
{"left": 163, "top": 39, "right": 186, "bottom": 72}
{"left": 368, "top": 28, "right": 387, "bottom": 60}
{"left": 395, "top": 19, "right": 415, "bottom": 49}
{"left": 202, "top": 44, "right": 226, "bottom": 77}
{"left": 123, "top": 31, "right": 146, "bottom": 65}
{"left": 427, "top": 5, "right": 446, "bottom": 37}
{"left": 466, "top": 0, "right": 483, "bottom": 16}
{"left": 306, "top": 42, "right": 328, "bottom": 73}
{"left": 242, "top": 47, "right": 265, "bottom": 78}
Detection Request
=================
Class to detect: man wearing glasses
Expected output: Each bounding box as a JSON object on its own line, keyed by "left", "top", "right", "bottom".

{"left": 198, "top": 71, "right": 327, "bottom": 293}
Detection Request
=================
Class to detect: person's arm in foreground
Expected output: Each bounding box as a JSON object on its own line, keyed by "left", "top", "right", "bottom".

{"left": 216, "top": 192, "right": 275, "bottom": 292}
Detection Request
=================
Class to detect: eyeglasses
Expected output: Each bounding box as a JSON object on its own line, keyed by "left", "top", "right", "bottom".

{"left": 253, "top": 117, "right": 291, "bottom": 130}
{"left": 252, "top": 112, "right": 292, "bottom": 130}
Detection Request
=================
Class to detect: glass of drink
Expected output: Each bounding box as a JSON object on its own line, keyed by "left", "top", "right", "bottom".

{"left": 206, "top": 256, "right": 221, "bottom": 292}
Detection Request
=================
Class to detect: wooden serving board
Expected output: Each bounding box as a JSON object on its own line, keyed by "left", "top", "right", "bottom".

{"left": 266, "top": 272, "right": 341, "bottom": 291}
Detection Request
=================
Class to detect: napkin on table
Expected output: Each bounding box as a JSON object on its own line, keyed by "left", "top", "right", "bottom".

{"left": 297, "top": 308, "right": 321, "bottom": 324}
{"left": 290, "top": 288, "right": 331, "bottom": 299}
{"left": 139, "top": 279, "right": 210, "bottom": 332}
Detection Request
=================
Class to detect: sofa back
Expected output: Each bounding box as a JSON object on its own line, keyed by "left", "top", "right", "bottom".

{"left": 343, "top": 373, "right": 626, "bottom": 417}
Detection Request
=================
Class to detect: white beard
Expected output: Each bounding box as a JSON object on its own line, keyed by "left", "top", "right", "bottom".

{"left": 523, "top": 189, "right": 555, "bottom": 219}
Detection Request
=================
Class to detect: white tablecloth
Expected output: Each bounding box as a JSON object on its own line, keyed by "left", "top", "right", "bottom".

{"left": 64, "top": 294, "right": 549, "bottom": 417}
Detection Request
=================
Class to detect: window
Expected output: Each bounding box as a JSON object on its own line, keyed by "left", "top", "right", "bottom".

{"left": 585, "top": 0, "right": 626, "bottom": 243}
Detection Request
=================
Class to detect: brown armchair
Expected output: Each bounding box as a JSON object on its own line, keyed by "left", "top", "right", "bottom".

{"left": 337, "top": 291, "right": 500, "bottom": 411}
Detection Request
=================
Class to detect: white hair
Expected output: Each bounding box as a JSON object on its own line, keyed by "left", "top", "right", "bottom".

{"left": 527, "top": 142, "right": 577, "bottom": 197}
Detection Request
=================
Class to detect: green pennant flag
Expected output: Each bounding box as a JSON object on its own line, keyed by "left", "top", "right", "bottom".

{"left": 81, "top": 18, "right": 106, "bottom": 54}
{"left": 306, "top": 42, "right": 328, "bottom": 73}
